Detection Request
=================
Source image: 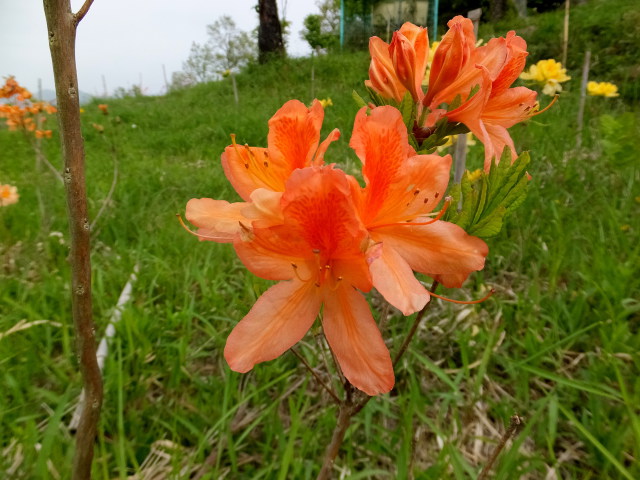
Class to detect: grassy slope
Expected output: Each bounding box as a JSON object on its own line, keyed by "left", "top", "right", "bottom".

{"left": 1, "top": 1, "right": 639, "bottom": 478}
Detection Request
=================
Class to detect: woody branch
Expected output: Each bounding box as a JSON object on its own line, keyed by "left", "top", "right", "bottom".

{"left": 42, "top": 1, "right": 102, "bottom": 479}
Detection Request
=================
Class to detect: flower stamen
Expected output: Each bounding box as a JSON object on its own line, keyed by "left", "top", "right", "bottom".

{"left": 369, "top": 197, "right": 452, "bottom": 230}
{"left": 176, "top": 214, "right": 221, "bottom": 241}
{"left": 429, "top": 287, "right": 495, "bottom": 304}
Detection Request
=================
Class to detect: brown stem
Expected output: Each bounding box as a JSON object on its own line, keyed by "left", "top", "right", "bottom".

{"left": 393, "top": 280, "right": 439, "bottom": 367}
{"left": 317, "top": 398, "right": 354, "bottom": 480}
{"left": 290, "top": 347, "right": 341, "bottom": 405}
{"left": 316, "top": 281, "right": 441, "bottom": 477}
{"left": 42, "top": 2, "right": 102, "bottom": 479}
{"left": 477, "top": 414, "right": 524, "bottom": 480}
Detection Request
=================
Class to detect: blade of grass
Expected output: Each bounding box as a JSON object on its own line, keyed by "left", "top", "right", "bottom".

{"left": 558, "top": 403, "right": 635, "bottom": 480}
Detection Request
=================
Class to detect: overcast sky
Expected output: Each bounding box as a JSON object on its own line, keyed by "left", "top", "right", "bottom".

{"left": 0, "top": 1, "right": 315, "bottom": 97}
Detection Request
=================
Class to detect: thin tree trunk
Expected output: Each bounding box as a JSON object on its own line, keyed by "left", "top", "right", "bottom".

{"left": 42, "top": 1, "right": 103, "bottom": 479}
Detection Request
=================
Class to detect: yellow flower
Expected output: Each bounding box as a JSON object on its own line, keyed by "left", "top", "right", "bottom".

{"left": 0, "top": 184, "right": 19, "bottom": 206}
{"left": 520, "top": 59, "right": 571, "bottom": 95}
{"left": 319, "top": 98, "right": 333, "bottom": 108}
{"left": 467, "top": 169, "right": 483, "bottom": 183}
{"left": 587, "top": 81, "right": 619, "bottom": 97}
{"left": 436, "top": 132, "right": 476, "bottom": 152}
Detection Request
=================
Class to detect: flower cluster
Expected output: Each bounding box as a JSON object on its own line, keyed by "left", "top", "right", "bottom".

{"left": 186, "top": 100, "right": 488, "bottom": 395}
{"left": 366, "top": 18, "right": 539, "bottom": 171}
{"left": 519, "top": 58, "right": 571, "bottom": 95}
{"left": 587, "top": 81, "right": 619, "bottom": 97}
{"left": 0, "top": 77, "right": 56, "bottom": 138}
{"left": 0, "top": 184, "right": 19, "bottom": 207}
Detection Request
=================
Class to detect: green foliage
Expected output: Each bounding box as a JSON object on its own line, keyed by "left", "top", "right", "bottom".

{"left": 599, "top": 112, "right": 640, "bottom": 165}
{"left": 447, "top": 150, "right": 531, "bottom": 238}
{"left": 302, "top": 0, "right": 340, "bottom": 53}
{"left": 176, "top": 16, "right": 255, "bottom": 88}
{"left": 480, "top": 0, "right": 640, "bottom": 101}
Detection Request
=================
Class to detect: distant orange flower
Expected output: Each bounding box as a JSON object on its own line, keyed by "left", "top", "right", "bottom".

{"left": 0, "top": 184, "right": 19, "bottom": 206}
{"left": 0, "top": 76, "right": 32, "bottom": 101}
{"left": 98, "top": 104, "right": 109, "bottom": 114}
{"left": 221, "top": 99, "right": 339, "bottom": 200}
{"left": 35, "top": 129, "right": 52, "bottom": 139}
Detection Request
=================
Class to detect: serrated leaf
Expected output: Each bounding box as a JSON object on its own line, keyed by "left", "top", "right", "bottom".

{"left": 449, "top": 152, "right": 531, "bottom": 238}
{"left": 469, "top": 206, "right": 506, "bottom": 237}
{"left": 450, "top": 171, "right": 477, "bottom": 230}
{"left": 471, "top": 175, "right": 489, "bottom": 226}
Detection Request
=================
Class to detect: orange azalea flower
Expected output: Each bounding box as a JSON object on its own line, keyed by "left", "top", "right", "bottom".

{"left": 35, "top": 129, "right": 53, "bottom": 139}
{"left": 422, "top": 21, "right": 536, "bottom": 169}
{"left": 187, "top": 167, "right": 394, "bottom": 395}
{"left": 423, "top": 16, "right": 476, "bottom": 107}
{"left": 0, "top": 76, "right": 32, "bottom": 100}
{"left": 0, "top": 184, "right": 19, "bottom": 206}
{"left": 98, "top": 104, "right": 109, "bottom": 114}
{"left": 366, "top": 23, "right": 429, "bottom": 103}
{"left": 350, "top": 106, "right": 488, "bottom": 313}
{"left": 221, "top": 99, "right": 339, "bottom": 200}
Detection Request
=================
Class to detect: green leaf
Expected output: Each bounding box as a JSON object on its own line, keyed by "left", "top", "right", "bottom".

{"left": 352, "top": 89, "right": 368, "bottom": 109}
{"left": 449, "top": 151, "right": 531, "bottom": 239}
{"left": 448, "top": 94, "right": 463, "bottom": 111}
{"left": 398, "top": 91, "right": 416, "bottom": 132}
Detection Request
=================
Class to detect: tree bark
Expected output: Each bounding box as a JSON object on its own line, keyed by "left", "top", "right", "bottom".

{"left": 258, "top": 0, "right": 285, "bottom": 63}
{"left": 42, "top": 1, "right": 103, "bottom": 479}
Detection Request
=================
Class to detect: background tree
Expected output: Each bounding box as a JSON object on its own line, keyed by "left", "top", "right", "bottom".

{"left": 301, "top": 0, "right": 340, "bottom": 54}
{"left": 182, "top": 42, "right": 216, "bottom": 84}
{"left": 257, "top": 0, "right": 285, "bottom": 63}
{"left": 176, "top": 16, "right": 255, "bottom": 101}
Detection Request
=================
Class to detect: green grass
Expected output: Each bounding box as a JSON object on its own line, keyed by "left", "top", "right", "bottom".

{"left": 1, "top": 1, "right": 639, "bottom": 478}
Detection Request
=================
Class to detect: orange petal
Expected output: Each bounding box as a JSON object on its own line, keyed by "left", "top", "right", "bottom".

{"left": 312, "top": 128, "right": 340, "bottom": 166}
{"left": 221, "top": 145, "right": 283, "bottom": 201}
{"left": 366, "top": 36, "right": 406, "bottom": 102}
{"left": 185, "top": 198, "right": 250, "bottom": 243}
{"left": 243, "top": 189, "right": 284, "bottom": 228}
{"left": 234, "top": 226, "right": 308, "bottom": 281}
{"left": 374, "top": 220, "right": 488, "bottom": 278}
{"left": 224, "top": 280, "right": 322, "bottom": 373}
{"left": 281, "top": 166, "right": 368, "bottom": 257}
{"left": 489, "top": 32, "right": 529, "bottom": 98}
{"left": 368, "top": 153, "right": 452, "bottom": 226}
{"left": 322, "top": 284, "right": 394, "bottom": 395}
{"left": 369, "top": 243, "right": 430, "bottom": 315}
{"left": 267, "top": 99, "right": 324, "bottom": 170}
{"left": 349, "top": 106, "right": 415, "bottom": 224}
{"left": 425, "top": 16, "right": 475, "bottom": 106}
{"left": 390, "top": 23, "right": 429, "bottom": 102}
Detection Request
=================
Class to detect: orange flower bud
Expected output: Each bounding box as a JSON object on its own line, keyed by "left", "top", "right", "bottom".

{"left": 389, "top": 22, "right": 429, "bottom": 102}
